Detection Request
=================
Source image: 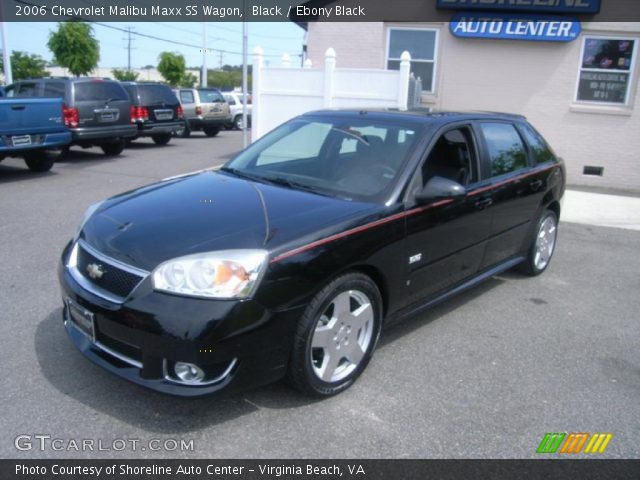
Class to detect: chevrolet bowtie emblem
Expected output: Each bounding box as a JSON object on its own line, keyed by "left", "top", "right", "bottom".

{"left": 86, "top": 263, "right": 106, "bottom": 280}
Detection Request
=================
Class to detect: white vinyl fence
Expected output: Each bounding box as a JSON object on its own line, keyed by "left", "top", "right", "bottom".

{"left": 252, "top": 47, "right": 412, "bottom": 141}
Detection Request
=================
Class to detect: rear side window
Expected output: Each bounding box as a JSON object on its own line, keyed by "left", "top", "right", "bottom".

{"left": 198, "top": 89, "right": 224, "bottom": 103}
{"left": 480, "top": 122, "right": 528, "bottom": 176}
{"left": 14, "top": 82, "right": 39, "bottom": 97}
{"left": 43, "top": 82, "right": 66, "bottom": 98}
{"left": 520, "top": 124, "right": 555, "bottom": 165}
{"left": 137, "top": 85, "right": 178, "bottom": 105}
{"left": 74, "top": 81, "right": 128, "bottom": 102}
{"left": 180, "top": 90, "right": 195, "bottom": 103}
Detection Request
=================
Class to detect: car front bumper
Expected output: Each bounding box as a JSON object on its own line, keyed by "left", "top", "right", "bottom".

{"left": 57, "top": 241, "right": 302, "bottom": 397}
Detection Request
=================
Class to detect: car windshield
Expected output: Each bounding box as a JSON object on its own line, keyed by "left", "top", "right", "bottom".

{"left": 223, "top": 117, "right": 422, "bottom": 203}
{"left": 198, "top": 89, "right": 225, "bottom": 103}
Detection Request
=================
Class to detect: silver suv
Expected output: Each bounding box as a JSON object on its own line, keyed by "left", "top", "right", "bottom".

{"left": 222, "top": 91, "right": 252, "bottom": 130}
{"left": 172, "top": 88, "right": 231, "bottom": 137}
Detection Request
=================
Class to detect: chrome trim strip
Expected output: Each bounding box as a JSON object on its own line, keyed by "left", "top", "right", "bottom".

{"left": 94, "top": 340, "right": 143, "bottom": 369}
{"left": 78, "top": 239, "right": 150, "bottom": 276}
{"left": 162, "top": 358, "right": 237, "bottom": 386}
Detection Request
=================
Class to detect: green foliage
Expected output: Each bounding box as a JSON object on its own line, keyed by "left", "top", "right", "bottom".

{"left": 47, "top": 22, "right": 100, "bottom": 77}
{"left": 0, "top": 51, "right": 49, "bottom": 81}
{"left": 207, "top": 70, "right": 251, "bottom": 91}
{"left": 157, "top": 52, "right": 186, "bottom": 87}
{"left": 111, "top": 68, "right": 139, "bottom": 81}
{"left": 179, "top": 72, "right": 198, "bottom": 88}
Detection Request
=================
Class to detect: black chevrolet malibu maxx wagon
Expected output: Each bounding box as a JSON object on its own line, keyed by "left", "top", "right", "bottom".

{"left": 58, "top": 110, "right": 565, "bottom": 397}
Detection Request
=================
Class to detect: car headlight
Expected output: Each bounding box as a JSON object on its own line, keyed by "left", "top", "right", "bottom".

{"left": 74, "top": 200, "right": 104, "bottom": 241}
{"left": 152, "top": 250, "right": 268, "bottom": 299}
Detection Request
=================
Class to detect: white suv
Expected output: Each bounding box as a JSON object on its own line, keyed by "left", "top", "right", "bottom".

{"left": 222, "top": 92, "right": 252, "bottom": 130}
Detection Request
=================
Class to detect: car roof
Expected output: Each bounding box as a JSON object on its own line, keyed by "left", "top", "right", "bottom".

{"left": 301, "top": 108, "right": 526, "bottom": 125}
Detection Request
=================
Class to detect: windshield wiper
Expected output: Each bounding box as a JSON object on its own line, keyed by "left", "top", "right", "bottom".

{"left": 219, "top": 167, "right": 275, "bottom": 185}
{"left": 260, "top": 175, "right": 331, "bottom": 197}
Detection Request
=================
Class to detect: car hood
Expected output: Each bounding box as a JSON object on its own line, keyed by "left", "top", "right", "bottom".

{"left": 81, "top": 170, "right": 378, "bottom": 271}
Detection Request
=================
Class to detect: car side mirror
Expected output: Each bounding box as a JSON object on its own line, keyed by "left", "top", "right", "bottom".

{"left": 415, "top": 176, "right": 466, "bottom": 204}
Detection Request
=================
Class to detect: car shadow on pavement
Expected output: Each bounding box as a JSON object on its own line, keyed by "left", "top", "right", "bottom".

{"left": 34, "top": 309, "right": 320, "bottom": 434}
{"left": 0, "top": 164, "right": 59, "bottom": 183}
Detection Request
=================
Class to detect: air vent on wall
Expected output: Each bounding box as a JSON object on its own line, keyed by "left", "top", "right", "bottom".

{"left": 583, "top": 166, "right": 604, "bottom": 176}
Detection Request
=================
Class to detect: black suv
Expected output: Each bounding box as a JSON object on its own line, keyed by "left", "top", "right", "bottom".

{"left": 7, "top": 78, "right": 137, "bottom": 156}
{"left": 121, "top": 82, "right": 184, "bottom": 145}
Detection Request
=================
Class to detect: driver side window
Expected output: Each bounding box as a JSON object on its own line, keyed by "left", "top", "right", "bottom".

{"left": 422, "top": 127, "right": 477, "bottom": 186}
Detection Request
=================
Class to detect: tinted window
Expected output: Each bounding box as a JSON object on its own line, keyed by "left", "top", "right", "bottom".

{"left": 480, "top": 123, "right": 528, "bottom": 176}
{"left": 521, "top": 124, "right": 555, "bottom": 165}
{"left": 74, "top": 81, "right": 128, "bottom": 102}
{"left": 43, "top": 82, "right": 66, "bottom": 98}
{"left": 15, "top": 82, "right": 39, "bottom": 97}
{"left": 180, "top": 90, "right": 195, "bottom": 103}
{"left": 423, "top": 127, "right": 477, "bottom": 186}
{"left": 198, "top": 89, "right": 224, "bottom": 103}
{"left": 136, "top": 85, "right": 178, "bottom": 105}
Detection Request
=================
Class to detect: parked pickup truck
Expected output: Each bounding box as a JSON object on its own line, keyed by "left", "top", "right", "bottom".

{"left": 0, "top": 97, "right": 71, "bottom": 172}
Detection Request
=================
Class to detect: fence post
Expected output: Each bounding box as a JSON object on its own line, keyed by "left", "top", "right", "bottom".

{"left": 323, "top": 48, "right": 336, "bottom": 108}
{"left": 252, "top": 46, "right": 264, "bottom": 141}
{"left": 303, "top": 58, "right": 313, "bottom": 69}
{"left": 281, "top": 53, "right": 291, "bottom": 68}
{"left": 397, "top": 50, "right": 411, "bottom": 111}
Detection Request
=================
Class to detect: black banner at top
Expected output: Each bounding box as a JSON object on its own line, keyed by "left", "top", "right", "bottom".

{"left": 1, "top": 0, "right": 639, "bottom": 22}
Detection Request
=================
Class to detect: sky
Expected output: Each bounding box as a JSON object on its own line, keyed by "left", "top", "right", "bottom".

{"left": 4, "top": 22, "right": 306, "bottom": 69}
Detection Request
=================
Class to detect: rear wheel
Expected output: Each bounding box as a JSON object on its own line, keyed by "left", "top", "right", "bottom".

{"left": 518, "top": 209, "right": 558, "bottom": 276}
{"left": 24, "top": 151, "right": 55, "bottom": 172}
{"left": 287, "top": 273, "right": 382, "bottom": 397}
{"left": 203, "top": 126, "right": 220, "bottom": 137}
{"left": 233, "top": 115, "right": 243, "bottom": 130}
{"left": 100, "top": 139, "right": 125, "bottom": 156}
{"left": 152, "top": 134, "right": 172, "bottom": 145}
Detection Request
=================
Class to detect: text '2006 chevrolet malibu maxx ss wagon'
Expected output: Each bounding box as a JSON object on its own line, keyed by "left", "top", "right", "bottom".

{"left": 58, "top": 110, "right": 565, "bottom": 397}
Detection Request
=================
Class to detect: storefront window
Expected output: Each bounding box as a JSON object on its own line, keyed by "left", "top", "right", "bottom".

{"left": 576, "top": 37, "right": 637, "bottom": 105}
{"left": 387, "top": 28, "right": 438, "bottom": 93}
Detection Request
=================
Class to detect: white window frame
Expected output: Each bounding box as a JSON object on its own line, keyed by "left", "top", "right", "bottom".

{"left": 386, "top": 27, "right": 439, "bottom": 94}
{"left": 574, "top": 35, "right": 639, "bottom": 108}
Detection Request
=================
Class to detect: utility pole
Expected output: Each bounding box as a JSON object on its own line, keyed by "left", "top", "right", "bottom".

{"left": 1, "top": 20, "right": 12, "bottom": 84}
{"left": 123, "top": 27, "right": 135, "bottom": 71}
{"left": 201, "top": 22, "right": 207, "bottom": 87}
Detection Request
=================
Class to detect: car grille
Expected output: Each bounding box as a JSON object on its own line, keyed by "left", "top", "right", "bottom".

{"left": 76, "top": 242, "right": 145, "bottom": 299}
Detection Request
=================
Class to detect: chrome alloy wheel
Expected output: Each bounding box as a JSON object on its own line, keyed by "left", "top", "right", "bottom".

{"left": 534, "top": 215, "right": 557, "bottom": 271}
{"left": 310, "top": 290, "right": 374, "bottom": 383}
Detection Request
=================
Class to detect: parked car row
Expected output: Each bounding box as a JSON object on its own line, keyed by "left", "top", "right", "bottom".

{"left": 0, "top": 77, "right": 246, "bottom": 172}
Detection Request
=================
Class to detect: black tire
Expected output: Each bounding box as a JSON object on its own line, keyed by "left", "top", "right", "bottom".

{"left": 175, "top": 122, "right": 191, "bottom": 138}
{"left": 203, "top": 126, "right": 220, "bottom": 137}
{"left": 233, "top": 115, "right": 242, "bottom": 130}
{"left": 518, "top": 209, "right": 559, "bottom": 276}
{"left": 287, "top": 272, "right": 383, "bottom": 397}
{"left": 24, "top": 151, "right": 54, "bottom": 172}
{"left": 152, "top": 134, "right": 172, "bottom": 146}
{"left": 100, "top": 139, "right": 125, "bottom": 156}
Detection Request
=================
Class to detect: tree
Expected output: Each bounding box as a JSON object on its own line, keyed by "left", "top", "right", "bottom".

{"left": 179, "top": 72, "right": 198, "bottom": 88}
{"left": 1, "top": 51, "right": 49, "bottom": 81}
{"left": 47, "top": 22, "right": 99, "bottom": 77}
{"left": 111, "top": 68, "right": 139, "bottom": 81}
{"left": 157, "top": 52, "right": 186, "bottom": 87}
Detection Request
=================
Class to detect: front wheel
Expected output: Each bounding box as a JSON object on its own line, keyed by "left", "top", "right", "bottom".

{"left": 287, "top": 273, "right": 382, "bottom": 397}
{"left": 518, "top": 209, "right": 558, "bottom": 276}
{"left": 203, "top": 126, "right": 220, "bottom": 137}
{"left": 233, "top": 115, "right": 243, "bottom": 130}
{"left": 152, "top": 134, "right": 172, "bottom": 145}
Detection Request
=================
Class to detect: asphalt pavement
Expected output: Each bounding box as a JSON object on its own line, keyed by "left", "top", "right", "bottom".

{"left": 1, "top": 131, "right": 638, "bottom": 459}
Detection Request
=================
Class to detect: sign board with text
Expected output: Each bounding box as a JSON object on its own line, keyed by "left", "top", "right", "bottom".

{"left": 438, "top": 0, "right": 601, "bottom": 14}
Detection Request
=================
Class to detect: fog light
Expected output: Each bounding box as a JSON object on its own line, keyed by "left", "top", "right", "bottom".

{"left": 174, "top": 362, "right": 205, "bottom": 384}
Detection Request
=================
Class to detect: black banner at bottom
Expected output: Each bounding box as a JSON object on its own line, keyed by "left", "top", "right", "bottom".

{"left": 2, "top": 459, "right": 639, "bottom": 480}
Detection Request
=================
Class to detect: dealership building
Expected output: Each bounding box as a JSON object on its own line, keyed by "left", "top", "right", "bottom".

{"left": 300, "top": 1, "right": 640, "bottom": 192}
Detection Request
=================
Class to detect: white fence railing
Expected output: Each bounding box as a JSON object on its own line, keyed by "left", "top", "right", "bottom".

{"left": 252, "top": 47, "right": 412, "bottom": 141}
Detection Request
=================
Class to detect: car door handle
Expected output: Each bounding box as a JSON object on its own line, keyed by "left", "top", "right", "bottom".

{"left": 474, "top": 198, "right": 493, "bottom": 210}
{"left": 530, "top": 179, "right": 544, "bottom": 190}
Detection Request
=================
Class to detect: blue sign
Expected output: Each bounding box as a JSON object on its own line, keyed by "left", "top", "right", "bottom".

{"left": 438, "top": 0, "right": 600, "bottom": 14}
{"left": 450, "top": 13, "right": 581, "bottom": 42}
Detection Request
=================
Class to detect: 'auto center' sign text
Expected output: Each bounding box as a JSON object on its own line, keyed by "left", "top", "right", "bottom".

{"left": 450, "top": 13, "right": 581, "bottom": 41}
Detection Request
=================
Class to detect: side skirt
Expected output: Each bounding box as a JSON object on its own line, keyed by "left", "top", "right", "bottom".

{"left": 389, "top": 256, "right": 525, "bottom": 324}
